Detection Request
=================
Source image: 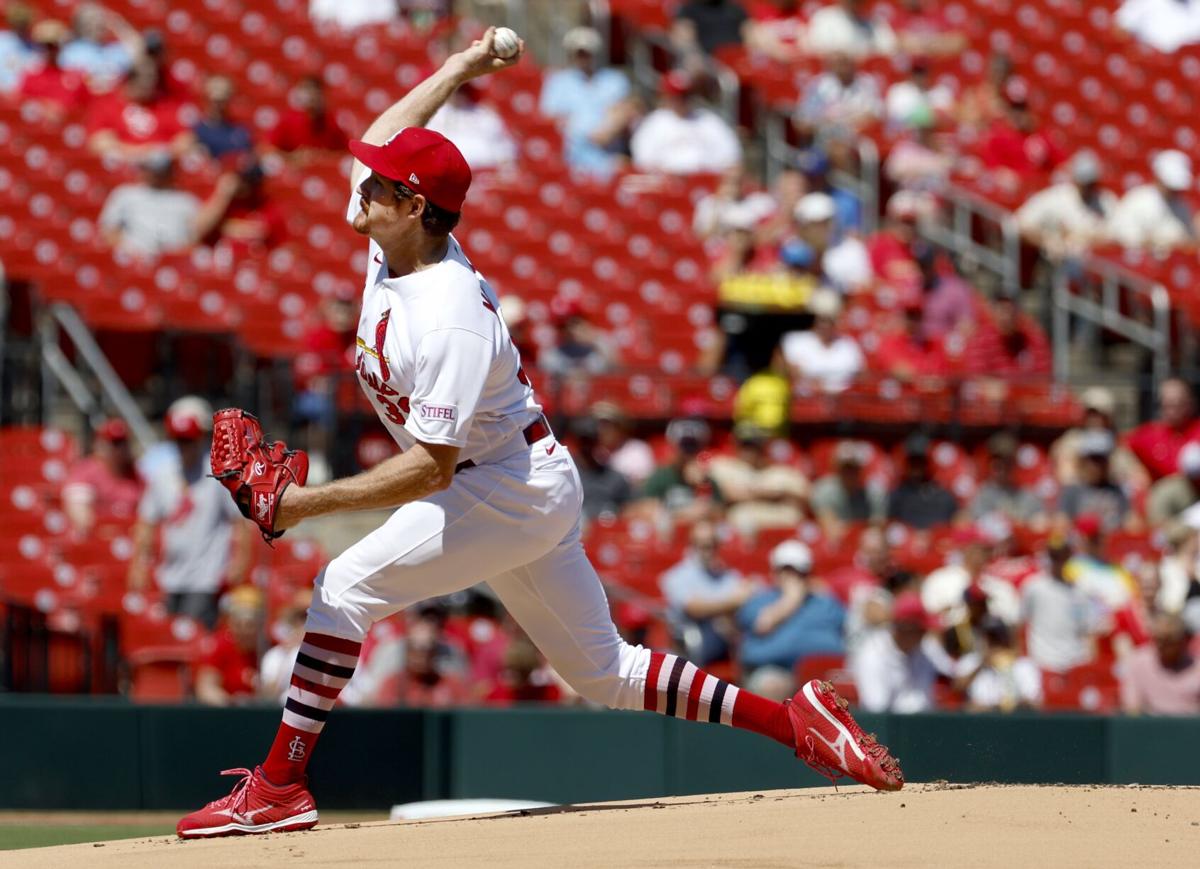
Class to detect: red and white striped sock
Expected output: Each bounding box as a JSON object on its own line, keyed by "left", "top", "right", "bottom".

{"left": 642, "top": 651, "right": 793, "bottom": 747}
{"left": 262, "top": 632, "right": 362, "bottom": 784}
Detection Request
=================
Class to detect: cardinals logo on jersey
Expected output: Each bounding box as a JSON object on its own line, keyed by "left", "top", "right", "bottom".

{"left": 374, "top": 309, "right": 392, "bottom": 382}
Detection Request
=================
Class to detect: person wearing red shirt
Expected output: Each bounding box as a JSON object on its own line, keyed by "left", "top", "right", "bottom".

{"left": 978, "top": 82, "right": 1067, "bottom": 183}
{"left": 483, "top": 637, "right": 564, "bottom": 705}
{"left": 873, "top": 300, "right": 951, "bottom": 380}
{"left": 87, "top": 55, "right": 193, "bottom": 163}
{"left": 196, "top": 586, "right": 264, "bottom": 706}
{"left": 1126, "top": 377, "right": 1200, "bottom": 482}
{"left": 61, "top": 418, "right": 144, "bottom": 537}
{"left": 268, "top": 75, "right": 348, "bottom": 155}
{"left": 196, "top": 160, "right": 287, "bottom": 259}
{"left": 965, "top": 294, "right": 1051, "bottom": 378}
{"left": 867, "top": 192, "right": 924, "bottom": 303}
{"left": 395, "top": 619, "right": 469, "bottom": 707}
{"left": 18, "top": 20, "right": 87, "bottom": 118}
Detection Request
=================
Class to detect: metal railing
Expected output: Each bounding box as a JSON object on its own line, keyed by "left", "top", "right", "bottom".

{"left": 920, "top": 184, "right": 1021, "bottom": 296}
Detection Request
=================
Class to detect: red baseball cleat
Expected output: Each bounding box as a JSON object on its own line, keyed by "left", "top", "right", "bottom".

{"left": 176, "top": 767, "right": 319, "bottom": 838}
{"left": 786, "top": 680, "right": 904, "bottom": 792}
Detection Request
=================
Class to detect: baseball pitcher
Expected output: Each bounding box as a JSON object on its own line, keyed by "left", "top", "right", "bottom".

{"left": 177, "top": 28, "right": 902, "bottom": 838}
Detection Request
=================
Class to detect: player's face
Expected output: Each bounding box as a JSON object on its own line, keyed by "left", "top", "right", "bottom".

{"left": 353, "top": 171, "right": 419, "bottom": 243}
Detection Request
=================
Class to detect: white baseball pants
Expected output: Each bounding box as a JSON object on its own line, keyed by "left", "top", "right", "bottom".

{"left": 304, "top": 436, "right": 651, "bottom": 711}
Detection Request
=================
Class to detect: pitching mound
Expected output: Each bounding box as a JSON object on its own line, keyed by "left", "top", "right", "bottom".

{"left": 11, "top": 784, "right": 1200, "bottom": 868}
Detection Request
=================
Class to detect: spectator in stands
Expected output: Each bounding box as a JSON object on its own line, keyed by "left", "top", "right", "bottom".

{"left": 738, "top": 540, "right": 847, "bottom": 688}
{"left": 811, "top": 440, "right": 886, "bottom": 539}
{"left": 308, "top": 0, "right": 398, "bottom": 30}
{"left": 887, "top": 433, "right": 959, "bottom": 530}
{"left": 1057, "top": 433, "right": 1131, "bottom": 532}
{"left": 969, "top": 431, "right": 1048, "bottom": 529}
{"left": 1066, "top": 513, "right": 1139, "bottom": 615}
{"left": 1147, "top": 442, "right": 1200, "bottom": 534}
{"left": 1053, "top": 386, "right": 1146, "bottom": 490}
{"left": 268, "top": 74, "right": 348, "bottom": 156}
{"left": 87, "top": 56, "right": 193, "bottom": 163}
{"left": 957, "top": 51, "right": 1013, "bottom": 133}
{"left": 17, "top": 20, "right": 87, "bottom": 118}
{"left": 539, "top": 27, "right": 635, "bottom": 178}
{"left": 792, "top": 192, "right": 871, "bottom": 293}
{"left": 196, "top": 586, "right": 264, "bottom": 706}
{"left": 501, "top": 295, "right": 538, "bottom": 366}
{"left": 732, "top": 348, "right": 792, "bottom": 436}
{"left": 293, "top": 287, "right": 358, "bottom": 481}
{"left": 395, "top": 616, "right": 469, "bottom": 707}
{"left": 1120, "top": 612, "right": 1200, "bottom": 714}
{"left": 800, "top": 145, "right": 863, "bottom": 237}
{"left": 693, "top": 162, "right": 776, "bottom": 242}
{"left": 923, "top": 526, "right": 1022, "bottom": 625}
{"left": 1107, "top": 150, "right": 1198, "bottom": 252}
{"left": 708, "top": 423, "right": 809, "bottom": 536}
{"left": 1126, "top": 377, "right": 1200, "bottom": 482}
{"left": 128, "top": 397, "right": 252, "bottom": 630}
{"left": 1158, "top": 518, "right": 1200, "bottom": 617}
{"left": 883, "top": 104, "right": 953, "bottom": 197}
{"left": 743, "top": 0, "right": 806, "bottom": 63}
{"left": 876, "top": 299, "right": 950, "bottom": 381}
{"left": 539, "top": 301, "right": 614, "bottom": 377}
{"left": 805, "top": 0, "right": 897, "bottom": 57}
{"left": 259, "top": 589, "right": 310, "bottom": 704}
{"left": 484, "top": 636, "right": 563, "bottom": 705}
{"left": 630, "top": 71, "right": 742, "bottom": 176}
{"left": 963, "top": 617, "right": 1043, "bottom": 711}
{"left": 915, "top": 243, "right": 976, "bottom": 343}
{"left": 794, "top": 52, "right": 882, "bottom": 141}
{"left": 571, "top": 417, "right": 633, "bottom": 522}
{"left": 780, "top": 289, "right": 864, "bottom": 392}
{"left": 867, "top": 192, "right": 925, "bottom": 296}
{"left": 0, "top": 2, "right": 37, "bottom": 93}
{"left": 885, "top": 56, "right": 954, "bottom": 132}
{"left": 851, "top": 591, "right": 937, "bottom": 712}
{"left": 61, "top": 418, "right": 144, "bottom": 537}
{"left": 196, "top": 159, "right": 287, "bottom": 258}
{"left": 59, "top": 2, "right": 138, "bottom": 90}
{"left": 98, "top": 152, "right": 201, "bottom": 259}
{"left": 1116, "top": 0, "right": 1200, "bottom": 54}
{"left": 977, "top": 81, "right": 1067, "bottom": 183}
{"left": 671, "top": 0, "right": 750, "bottom": 59}
{"left": 635, "top": 418, "right": 722, "bottom": 523}
{"left": 660, "top": 520, "right": 751, "bottom": 666}
{"left": 1021, "top": 538, "right": 1097, "bottom": 673}
{"left": 426, "top": 81, "right": 516, "bottom": 171}
{"left": 1016, "top": 150, "right": 1116, "bottom": 263}
{"left": 191, "top": 75, "right": 254, "bottom": 160}
{"left": 965, "top": 294, "right": 1051, "bottom": 379}
{"left": 591, "top": 402, "right": 656, "bottom": 488}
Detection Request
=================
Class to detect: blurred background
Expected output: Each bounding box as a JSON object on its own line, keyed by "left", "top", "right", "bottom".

{"left": 4, "top": 0, "right": 1200, "bottom": 751}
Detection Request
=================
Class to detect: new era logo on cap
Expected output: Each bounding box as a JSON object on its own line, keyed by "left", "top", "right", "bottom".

{"left": 349, "top": 128, "right": 472, "bottom": 212}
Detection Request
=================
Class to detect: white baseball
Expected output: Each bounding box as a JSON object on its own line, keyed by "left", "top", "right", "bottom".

{"left": 492, "top": 27, "right": 521, "bottom": 60}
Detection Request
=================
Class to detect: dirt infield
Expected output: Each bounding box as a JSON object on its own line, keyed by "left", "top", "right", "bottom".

{"left": 9, "top": 784, "right": 1200, "bottom": 868}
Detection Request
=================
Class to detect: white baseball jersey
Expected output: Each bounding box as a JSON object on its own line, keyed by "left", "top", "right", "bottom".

{"left": 346, "top": 178, "right": 541, "bottom": 463}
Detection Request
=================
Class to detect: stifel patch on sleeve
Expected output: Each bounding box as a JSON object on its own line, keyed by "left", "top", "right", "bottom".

{"left": 418, "top": 403, "right": 458, "bottom": 421}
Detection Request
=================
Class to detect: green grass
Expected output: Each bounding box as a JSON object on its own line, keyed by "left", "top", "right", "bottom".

{"left": 0, "top": 823, "right": 175, "bottom": 850}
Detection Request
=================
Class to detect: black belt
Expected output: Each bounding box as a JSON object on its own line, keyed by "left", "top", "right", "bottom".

{"left": 455, "top": 415, "right": 552, "bottom": 473}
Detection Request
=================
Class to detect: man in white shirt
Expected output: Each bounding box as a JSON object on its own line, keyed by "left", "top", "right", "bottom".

{"left": 98, "top": 152, "right": 201, "bottom": 259}
{"left": 178, "top": 30, "right": 902, "bottom": 838}
{"left": 806, "top": 0, "right": 897, "bottom": 57}
{"left": 884, "top": 56, "right": 954, "bottom": 130}
{"left": 1016, "top": 150, "right": 1116, "bottom": 260}
{"left": 851, "top": 592, "right": 938, "bottom": 713}
{"left": 631, "top": 70, "right": 742, "bottom": 176}
{"left": 781, "top": 288, "right": 864, "bottom": 392}
{"left": 1107, "top": 150, "right": 1197, "bottom": 251}
{"left": 795, "top": 51, "right": 882, "bottom": 138}
{"left": 1021, "top": 539, "right": 1096, "bottom": 674}
{"left": 794, "top": 192, "right": 872, "bottom": 292}
{"left": 921, "top": 527, "right": 1022, "bottom": 625}
{"left": 426, "top": 82, "right": 516, "bottom": 170}
{"left": 1116, "top": 0, "right": 1200, "bottom": 53}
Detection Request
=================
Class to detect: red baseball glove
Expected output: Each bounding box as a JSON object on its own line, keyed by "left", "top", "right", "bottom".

{"left": 210, "top": 408, "right": 309, "bottom": 542}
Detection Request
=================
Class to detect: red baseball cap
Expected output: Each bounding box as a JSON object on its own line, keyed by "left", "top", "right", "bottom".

{"left": 349, "top": 128, "right": 472, "bottom": 213}
{"left": 96, "top": 418, "right": 129, "bottom": 442}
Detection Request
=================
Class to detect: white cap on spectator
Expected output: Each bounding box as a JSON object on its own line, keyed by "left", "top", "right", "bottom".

{"left": 563, "top": 26, "right": 602, "bottom": 55}
{"left": 770, "top": 540, "right": 813, "bottom": 574}
{"left": 809, "top": 287, "right": 843, "bottom": 319}
{"left": 1181, "top": 502, "right": 1200, "bottom": 531}
{"left": 1080, "top": 386, "right": 1116, "bottom": 417}
{"left": 794, "top": 192, "right": 836, "bottom": 224}
{"left": 1180, "top": 441, "right": 1200, "bottom": 477}
{"left": 886, "top": 190, "right": 925, "bottom": 220}
{"left": 722, "top": 202, "right": 760, "bottom": 232}
{"left": 165, "top": 395, "right": 214, "bottom": 439}
{"left": 1077, "top": 429, "right": 1114, "bottom": 457}
{"left": 1153, "top": 150, "right": 1193, "bottom": 191}
{"left": 1070, "top": 149, "right": 1102, "bottom": 185}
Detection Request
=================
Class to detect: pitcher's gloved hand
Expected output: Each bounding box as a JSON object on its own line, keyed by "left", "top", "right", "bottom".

{"left": 210, "top": 408, "right": 309, "bottom": 542}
